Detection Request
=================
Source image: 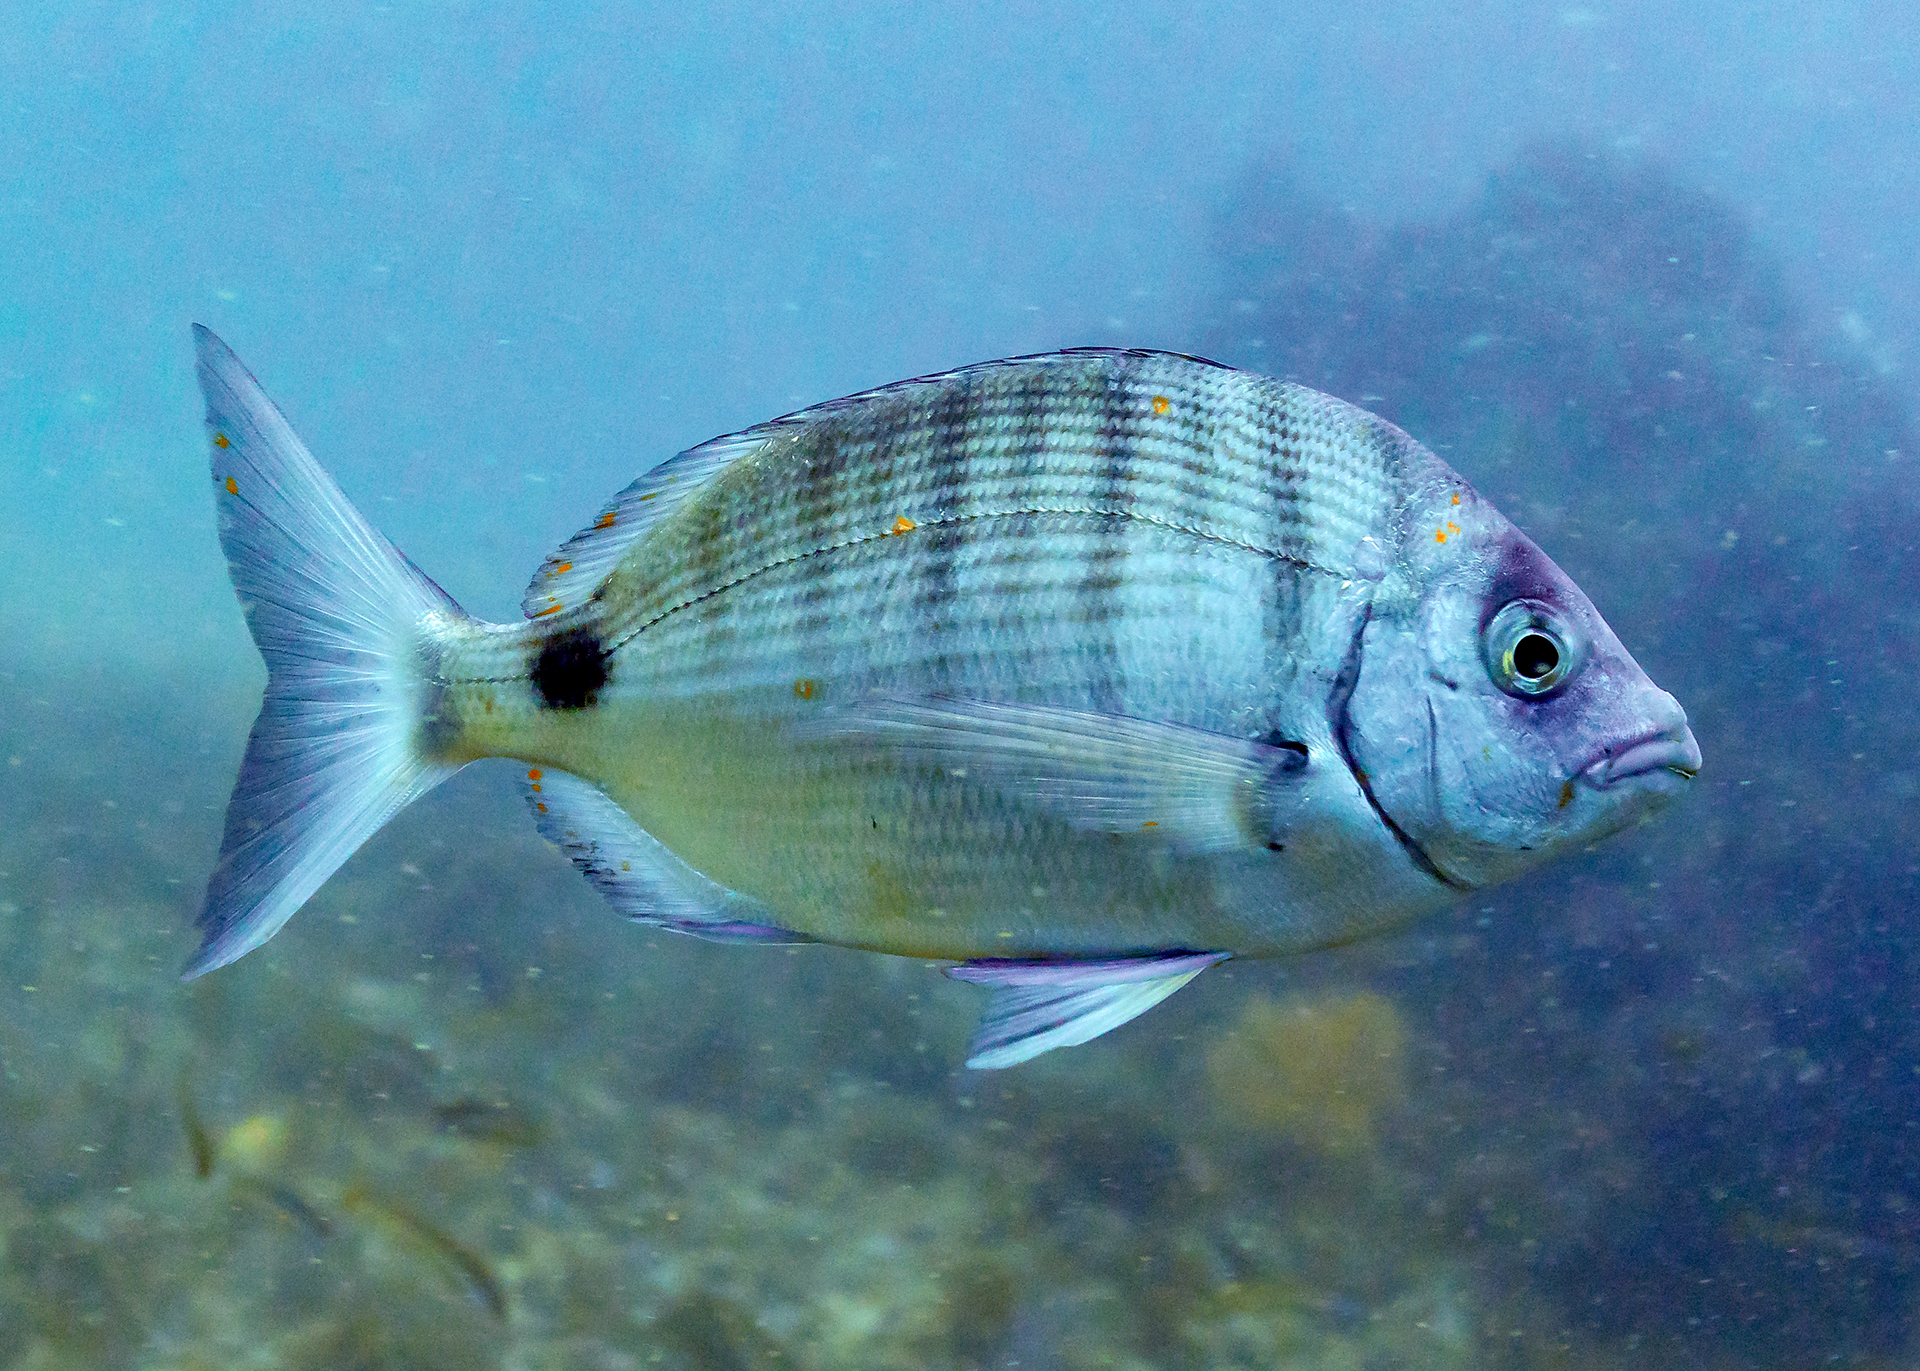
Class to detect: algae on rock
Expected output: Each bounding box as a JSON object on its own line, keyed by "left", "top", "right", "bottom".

{"left": 1205, "top": 992, "right": 1408, "bottom": 1154}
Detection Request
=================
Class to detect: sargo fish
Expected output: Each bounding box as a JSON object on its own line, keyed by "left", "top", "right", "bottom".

{"left": 188, "top": 327, "right": 1698, "bottom": 1067}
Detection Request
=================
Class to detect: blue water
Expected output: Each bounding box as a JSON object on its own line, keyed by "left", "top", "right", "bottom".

{"left": 3, "top": 4, "right": 1918, "bottom": 1366}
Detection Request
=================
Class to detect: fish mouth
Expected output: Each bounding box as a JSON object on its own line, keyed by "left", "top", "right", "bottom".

{"left": 1580, "top": 726, "right": 1703, "bottom": 789}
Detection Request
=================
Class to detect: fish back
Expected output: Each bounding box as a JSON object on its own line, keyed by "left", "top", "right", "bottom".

{"left": 587, "top": 349, "right": 1410, "bottom": 710}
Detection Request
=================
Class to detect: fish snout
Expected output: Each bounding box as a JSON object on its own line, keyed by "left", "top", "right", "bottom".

{"left": 1580, "top": 707, "right": 1701, "bottom": 790}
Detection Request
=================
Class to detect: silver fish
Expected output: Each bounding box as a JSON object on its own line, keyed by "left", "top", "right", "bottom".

{"left": 188, "top": 328, "right": 1699, "bottom": 1067}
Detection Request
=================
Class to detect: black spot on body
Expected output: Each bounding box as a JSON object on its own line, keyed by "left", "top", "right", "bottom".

{"left": 532, "top": 627, "right": 610, "bottom": 710}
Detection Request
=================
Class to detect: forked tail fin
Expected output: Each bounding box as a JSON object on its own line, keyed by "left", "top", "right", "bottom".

{"left": 187, "top": 326, "right": 467, "bottom": 978}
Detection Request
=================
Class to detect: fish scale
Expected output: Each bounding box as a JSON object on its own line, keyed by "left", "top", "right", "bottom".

{"left": 587, "top": 354, "right": 1398, "bottom": 693}
{"left": 618, "top": 516, "right": 1299, "bottom": 711}
{"left": 425, "top": 354, "right": 1416, "bottom": 957}
{"left": 186, "top": 327, "right": 1696, "bottom": 1067}
{"left": 453, "top": 517, "right": 1327, "bottom": 959}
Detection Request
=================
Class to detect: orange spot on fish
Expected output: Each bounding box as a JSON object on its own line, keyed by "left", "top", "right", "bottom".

{"left": 551, "top": 561, "right": 572, "bottom": 576}
{"left": 1142, "top": 820, "right": 1159, "bottom": 828}
{"left": 1151, "top": 395, "right": 1170, "bottom": 415}
{"left": 533, "top": 602, "right": 563, "bottom": 617}
{"left": 1435, "top": 528, "right": 1448, "bottom": 544}
{"left": 794, "top": 678, "right": 818, "bottom": 700}
{"left": 528, "top": 769, "right": 542, "bottom": 781}
{"left": 535, "top": 802, "right": 547, "bottom": 813}
{"left": 638, "top": 492, "right": 657, "bottom": 502}
{"left": 891, "top": 515, "right": 917, "bottom": 535}
{"left": 595, "top": 511, "right": 617, "bottom": 529}
{"left": 1451, "top": 492, "right": 1461, "bottom": 505}
{"left": 214, "top": 433, "right": 230, "bottom": 449}
{"left": 1559, "top": 779, "right": 1576, "bottom": 810}
{"left": 224, "top": 475, "right": 238, "bottom": 495}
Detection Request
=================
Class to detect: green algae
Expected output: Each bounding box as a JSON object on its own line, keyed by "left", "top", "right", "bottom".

{"left": 1205, "top": 991, "right": 1409, "bottom": 1154}
{"left": 655, "top": 1290, "right": 789, "bottom": 1370}
{"left": 0, "top": 666, "right": 1808, "bottom": 1368}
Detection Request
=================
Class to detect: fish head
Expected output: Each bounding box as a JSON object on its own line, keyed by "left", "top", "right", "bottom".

{"left": 1341, "top": 474, "right": 1699, "bottom": 890}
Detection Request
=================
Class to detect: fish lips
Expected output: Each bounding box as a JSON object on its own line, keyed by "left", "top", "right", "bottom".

{"left": 1578, "top": 726, "right": 1702, "bottom": 791}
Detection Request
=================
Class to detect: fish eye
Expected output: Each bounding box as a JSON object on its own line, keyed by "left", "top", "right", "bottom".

{"left": 1485, "top": 600, "right": 1577, "bottom": 698}
{"left": 1512, "top": 632, "right": 1558, "bottom": 680}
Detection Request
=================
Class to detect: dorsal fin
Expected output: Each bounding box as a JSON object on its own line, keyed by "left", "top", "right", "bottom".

{"left": 521, "top": 347, "right": 1233, "bottom": 619}
{"left": 521, "top": 431, "right": 765, "bottom": 619}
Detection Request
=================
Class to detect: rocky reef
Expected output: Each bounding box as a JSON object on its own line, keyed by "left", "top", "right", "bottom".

{"left": 1203, "top": 142, "right": 1920, "bottom": 1365}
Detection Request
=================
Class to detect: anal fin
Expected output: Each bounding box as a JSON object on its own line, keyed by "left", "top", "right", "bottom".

{"left": 522, "top": 768, "right": 810, "bottom": 945}
{"left": 946, "top": 951, "right": 1227, "bottom": 1069}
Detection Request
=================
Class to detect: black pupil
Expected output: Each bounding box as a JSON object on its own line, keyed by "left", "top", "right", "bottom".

{"left": 1513, "top": 633, "right": 1559, "bottom": 680}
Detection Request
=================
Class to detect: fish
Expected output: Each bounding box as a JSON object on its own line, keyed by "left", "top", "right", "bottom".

{"left": 431, "top": 1097, "right": 543, "bottom": 1148}
{"left": 341, "top": 1184, "right": 505, "bottom": 1320}
{"left": 186, "top": 326, "right": 1699, "bottom": 1068}
{"left": 178, "top": 1071, "right": 216, "bottom": 1180}
{"left": 232, "top": 1174, "right": 334, "bottom": 1238}
{"left": 179, "top": 1074, "right": 331, "bottom": 1236}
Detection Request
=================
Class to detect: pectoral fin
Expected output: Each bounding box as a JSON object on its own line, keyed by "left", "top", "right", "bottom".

{"left": 799, "top": 696, "right": 1307, "bottom": 853}
{"left": 947, "top": 951, "right": 1228, "bottom": 1068}
{"left": 522, "top": 768, "right": 810, "bottom": 944}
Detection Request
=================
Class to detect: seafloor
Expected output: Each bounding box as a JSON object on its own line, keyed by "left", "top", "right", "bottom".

{"left": 3, "top": 679, "right": 1501, "bottom": 1371}
{"left": 5, "top": 146, "right": 1920, "bottom": 1369}
{"left": 0, "top": 670, "right": 1672, "bottom": 1371}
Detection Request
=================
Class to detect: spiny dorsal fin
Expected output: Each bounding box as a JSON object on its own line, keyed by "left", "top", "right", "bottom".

{"left": 521, "top": 432, "right": 765, "bottom": 619}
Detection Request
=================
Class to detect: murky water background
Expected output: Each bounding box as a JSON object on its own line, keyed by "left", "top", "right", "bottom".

{"left": 5, "top": 6, "right": 1920, "bottom": 1367}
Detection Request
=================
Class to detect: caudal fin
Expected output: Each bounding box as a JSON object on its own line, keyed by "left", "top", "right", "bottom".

{"left": 188, "top": 326, "right": 465, "bottom": 978}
